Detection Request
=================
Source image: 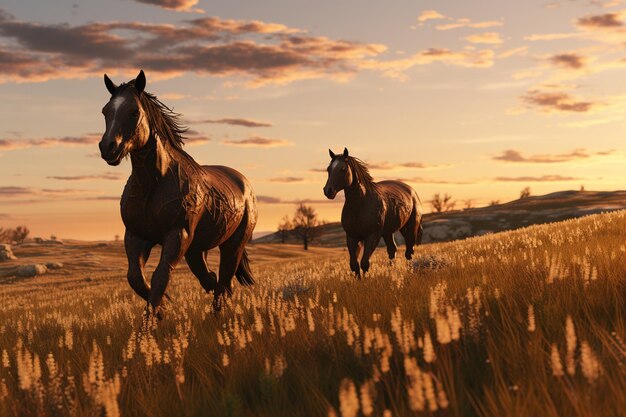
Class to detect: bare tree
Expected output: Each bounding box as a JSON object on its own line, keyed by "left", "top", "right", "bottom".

{"left": 292, "top": 203, "right": 324, "bottom": 250}
{"left": 12, "top": 226, "right": 30, "bottom": 244}
{"left": 580, "top": 184, "right": 585, "bottom": 192}
{"left": 430, "top": 193, "right": 456, "bottom": 213}
{"left": 489, "top": 200, "right": 501, "bottom": 206}
{"left": 277, "top": 215, "right": 292, "bottom": 244}
{"left": 463, "top": 199, "right": 474, "bottom": 210}
{"left": 520, "top": 187, "right": 531, "bottom": 199}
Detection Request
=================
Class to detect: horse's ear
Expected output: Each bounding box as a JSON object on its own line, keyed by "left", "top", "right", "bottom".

{"left": 343, "top": 147, "right": 349, "bottom": 158}
{"left": 104, "top": 74, "right": 117, "bottom": 95}
{"left": 329, "top": 149, "right": 336, "bottom": 158}
{"left": 135, "top": 70, "right": 146, "bottom": 93}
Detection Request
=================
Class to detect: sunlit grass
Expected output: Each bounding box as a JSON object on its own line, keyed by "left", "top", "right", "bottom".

{"left": 1, "top": 210, "right": 626, "bottom": 416}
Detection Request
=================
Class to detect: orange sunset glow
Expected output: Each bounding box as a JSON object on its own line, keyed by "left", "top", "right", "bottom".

{"left": 0, "top": 0, "right": 625, "bottom": 239}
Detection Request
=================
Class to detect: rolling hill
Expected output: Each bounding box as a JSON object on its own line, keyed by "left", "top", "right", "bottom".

{"left": 254, "top": 190, "right": 626, "bottom": 246}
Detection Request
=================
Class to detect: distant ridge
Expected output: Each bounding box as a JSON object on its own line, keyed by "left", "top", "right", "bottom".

{"left": 253, "top": 190, "right": 626, "bottom": 246}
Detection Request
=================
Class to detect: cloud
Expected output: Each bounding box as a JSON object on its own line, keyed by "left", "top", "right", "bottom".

{"left": 494, "top": 175, "right": 582, "bottom": 182}
{"left": 389, "top": 177, "right": 476, "bottom": 185}
{"left": 255, "top": 194, "right": 344, "bottom": 204}
{"left": 463, "top": 32, "right": 504, "bottom": 45}
{"left": 0, "top": 11, "right": 394, "bottom": 86}
{"left": 0, "top": 134, "right": 100, "bottom": 151}
{"left": 268, "top": 176, "right": 305, "bottom": 183}
{"left": 549, "top": 53, "right": 587, "bottom": 69}
{"left": 577, "top": 12, "right": 625, "bottom": 28}
{"left": 46, "top": 172, "right": 123, "bottom": 181}
{"left": 367, "top": 161, "right": 451, "bottom": 170}
{"left": 134, "top": 0, "right": 203, "bottom": 13}
{"left": 492, "top": 148, "right": 615, "bottom": 163}
{"left": 0, "top": 186, "right": 92, "bottom": 197}
{"left": 417, "top": 10, "right": 446, "bottom": 22}
{"left": 521, "top": 90, "right": 599, "bottom": 113}
{"left": 189, "top": 118, "right": 272, "bottom": 127}
{"left": 436, "top": 18, "right": 503, "bottom": 31}
{"left": 221, "top": 136, "right": 292, "bottom": 147}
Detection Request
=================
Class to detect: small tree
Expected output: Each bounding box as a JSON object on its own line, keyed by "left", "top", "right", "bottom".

{"left": 463, "top": 199, "right": 474, "bottom": 210}
{"left": 489, "top": 200, "right": 501, "bottom": 206}
{"left": 0, "top": 228, "right": 12, "bottom": 244}
{"left": 277, "top": 215, "right": 292, "bottom": 244}
{"left": 430, "top": 193, "right": 456, "bottom": 213}
{"left": 13, "top": 226, "right": 29, "bottom": 244}
{"left": 520, "top": 187, "right": 531, "bottom": 199}
{"left": 292, "top": 203, "right": 323, "bottom": 250}
{"left": 580, "top": 185, "right": 585, "bottom": 192}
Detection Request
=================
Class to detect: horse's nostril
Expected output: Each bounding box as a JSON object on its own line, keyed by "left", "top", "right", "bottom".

{"left": 107, "top": 141, "right": 116, "bottom": 153}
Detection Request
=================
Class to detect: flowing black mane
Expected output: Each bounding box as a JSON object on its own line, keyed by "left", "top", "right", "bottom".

{"left": 117, "top": 81, "right": 202, "bottom": 171}
{"left": 346, "top": 156, "right": 378, "bottom": 192}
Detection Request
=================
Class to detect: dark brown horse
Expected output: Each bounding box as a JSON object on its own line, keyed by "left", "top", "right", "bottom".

{"left": 98, "top": 70, "right": 257, "bottom": 316}
{"left": 323, "top": 148, "right": 423, "bottom": 277}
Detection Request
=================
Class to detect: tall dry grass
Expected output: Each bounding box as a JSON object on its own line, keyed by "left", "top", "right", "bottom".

{"left": 1, "top": 210, "right": 625, "bottom": 416}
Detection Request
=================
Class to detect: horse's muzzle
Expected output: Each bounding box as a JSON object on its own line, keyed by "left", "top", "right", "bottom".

{"left": 99, "top": 137, "right": 123, "bottom": 166}
{"left": 323, "top": 186, "right": 337, "bottom": 200}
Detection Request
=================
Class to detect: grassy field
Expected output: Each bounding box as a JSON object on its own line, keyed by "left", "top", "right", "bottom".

{"left": 1, "top": 210, "right": 626, "bottom": 417}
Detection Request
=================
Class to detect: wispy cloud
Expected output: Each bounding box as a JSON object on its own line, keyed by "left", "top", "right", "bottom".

{"left": 494, "top": 175, "right": 582, "bottom": 182}
{"left": 367, "top": 161, "right": 451, "bottom": 171}
{"left": 492, "top": 148, "right": 615, "bottom": 163}
{"left": 256, "top": 194, "right": 344, "bottom": 204}
{"left": 222, "top": 136, "right": 292, "bottom": 147}
{"left": 134, "top": 0, "right": 204, "bottom": 13}
{"left": 549, "top": 53, "right": 587, "bottom": 69}
{"left": 46, "top": 172, "right": 123, "bottom": 181}
{"left": 189, "top": 118, "right": 272, "bottom": 128}
{"left": 0, "top": 134, "right": 100, "bottom": 151}
{"left": 268, "top": 176, "right": 305, "bottom": 183}
{"left": 463, "top": 32, "right": 504, "bottom": 45}
{"left": 521, "top": 89, "right": 599, "bottom": 113}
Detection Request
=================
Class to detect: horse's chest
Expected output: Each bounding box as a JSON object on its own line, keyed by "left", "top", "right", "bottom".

{"left": 120, "top": 179, "right": 184, "bottom": 239}
{"left": 341, "top": 204, "right": 384, "bottom": 239}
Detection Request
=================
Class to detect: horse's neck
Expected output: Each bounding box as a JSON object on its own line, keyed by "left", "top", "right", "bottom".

{"left": 129, "top": 135, "right": 175, "bottom": 188}
{"left": 344, "top": 181, "right": 368, "bottom": 206}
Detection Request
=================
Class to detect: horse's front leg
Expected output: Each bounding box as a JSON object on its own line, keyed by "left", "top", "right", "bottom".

{"left": 148, "top": 228, "right": 192, "bottom": 319}
{"left": 125, "top": 230, "right": 155, "bottom": 302}
{"left": 347, "top": 236, "right": 362, "bottom": 278}
{"left": 360, "top": 232, "right": 382, "bottom": 275}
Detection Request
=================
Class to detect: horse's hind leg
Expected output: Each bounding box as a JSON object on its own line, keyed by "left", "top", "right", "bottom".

{"left": 214, "top": 210, "right": 254, "bottom": 311}
{"left": 185, "top": 251, "right": 217, "bottom": 293}
{"left": 383, "top": 233, "right": 397, "bottom": 260}
{"left": 400, "top": 209, "right": 419, "bottom": 260}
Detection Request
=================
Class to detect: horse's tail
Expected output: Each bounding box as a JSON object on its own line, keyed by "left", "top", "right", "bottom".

{"left": 235, "top": 249, "right": 255, "bottom": 286}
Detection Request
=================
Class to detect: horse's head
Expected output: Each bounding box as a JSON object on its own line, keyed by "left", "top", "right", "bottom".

{"left": 324, "top": 147, "right": 353, "bottom": 199}
{"left": 99, "top": 70, "right": 150, "bottom": 166}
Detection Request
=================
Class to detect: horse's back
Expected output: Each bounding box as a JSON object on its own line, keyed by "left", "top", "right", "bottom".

{"left": 377, "top": 180, "right": 422, "bottom": 231}
{"left": 201, "top": 165, "right": 254, "bottom": 196}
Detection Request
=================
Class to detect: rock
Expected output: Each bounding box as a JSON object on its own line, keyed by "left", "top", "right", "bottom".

{"left": 85, "top": 277, "right": 92, "bottom": 282}
{"left": 17, "top": 264, "right": 47, "bottom": 277}
{"left": 33, "top": 237, "right": 64, "bottom": 245}
{"left": 426, "top": 224, "right": 452, "bottom": 241}
{"left": 0, "top": 244, "right": 17, "bottom": 261}
{"left": 45, "top": 262, "right": 63, "bottom": 270}
{"left": 454, "top": 225, "right": 472, "bottom": 239}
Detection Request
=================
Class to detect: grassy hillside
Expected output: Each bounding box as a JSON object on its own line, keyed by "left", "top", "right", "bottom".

{"left": 255, "top": 190, "right": 626, "bottom": 246}
{"left": 0, "top": 210, "right": 625, "bottom": 416}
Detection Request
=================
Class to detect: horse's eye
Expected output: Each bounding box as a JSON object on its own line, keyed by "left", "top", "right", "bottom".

{"left": 341, "top": 167, "right": 347, "bottom": 172}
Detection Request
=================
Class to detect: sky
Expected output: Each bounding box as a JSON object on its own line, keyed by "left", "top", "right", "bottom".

{"left": 0, "top": 0, "right": 625, "bottom": 240}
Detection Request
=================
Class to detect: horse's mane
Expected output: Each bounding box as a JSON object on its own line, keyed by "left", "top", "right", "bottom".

{"left": 118, "top": 81, "right": 229, "bottom": 220}
{"left": 345, "top": 156, "right": 379, "bottom": 193}
{"left": 117, "top": 81, "right": 202, "bottom": 172}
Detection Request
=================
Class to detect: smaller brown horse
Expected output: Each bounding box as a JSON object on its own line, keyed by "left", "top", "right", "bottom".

{"left": 323, "top": 148, "right": 423, "bottom": 277}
